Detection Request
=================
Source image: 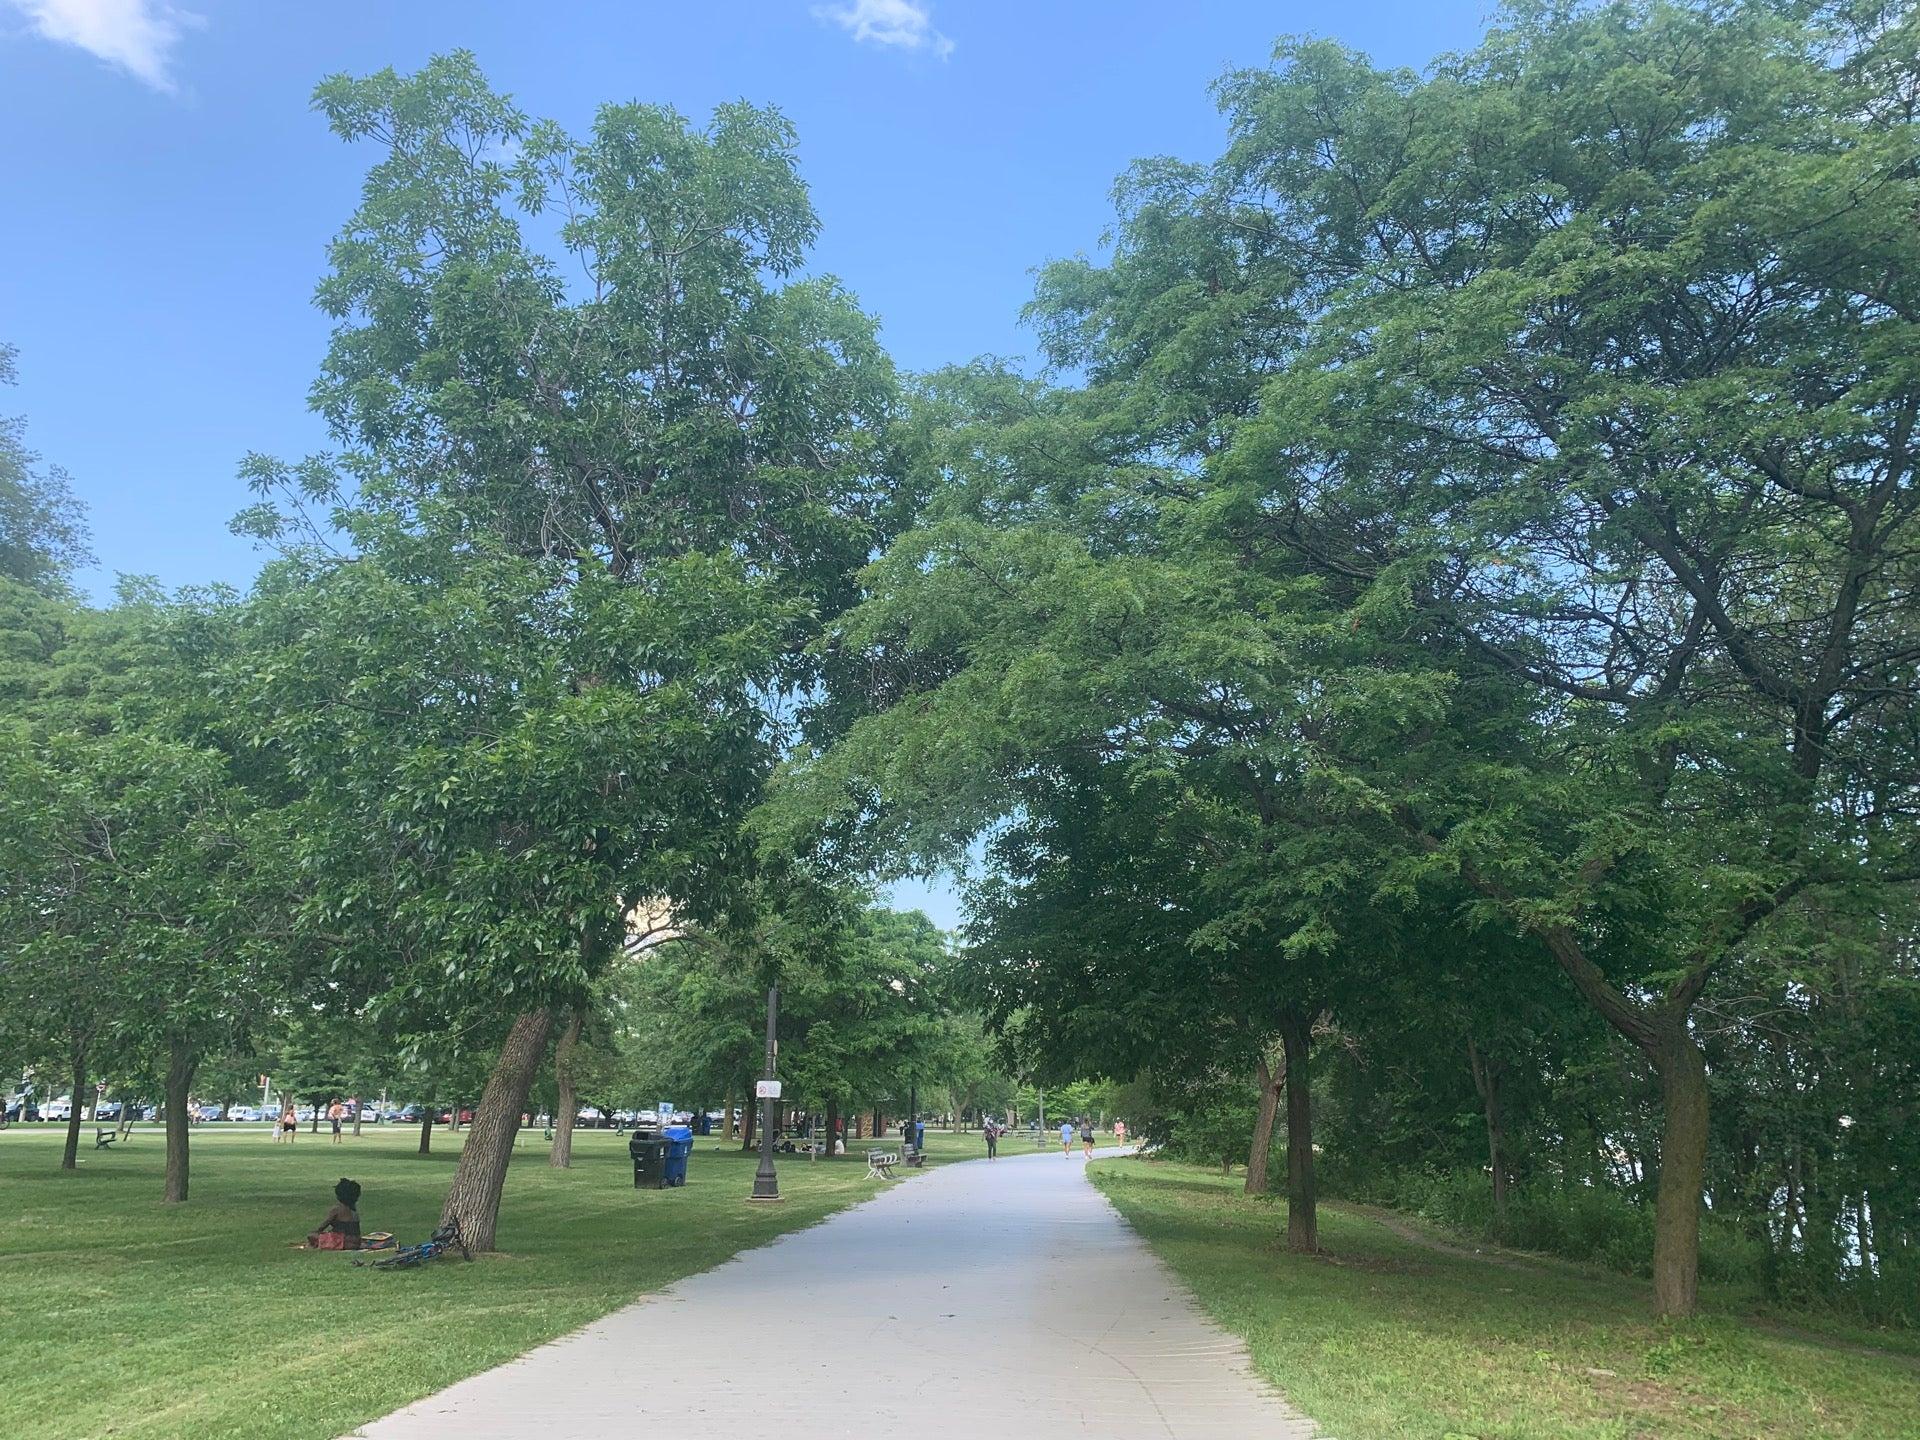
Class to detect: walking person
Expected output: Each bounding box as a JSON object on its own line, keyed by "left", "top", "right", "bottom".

{"left": 1079, "top": 1116, "right": 1095, "bottom": 1158}
{"left": 328, "top": 1099, "right": 345, "bottom": 1144}
{"left": 279, "top": 1100, "right": 298, "bottom": 1144}
{"left": 984, "top": 1117, "right": 1000, "bottom": 1160}
{"left": 1059, "top": 1118, "right": 1074, "bottom": 1157}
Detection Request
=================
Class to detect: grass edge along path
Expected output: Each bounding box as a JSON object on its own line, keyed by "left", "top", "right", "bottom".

{"left": 0, "top": 1124, "right": 986, "bottom": 1440}
{"left": 1087, "top": 1157, "right": 1920, "bottom": 1440}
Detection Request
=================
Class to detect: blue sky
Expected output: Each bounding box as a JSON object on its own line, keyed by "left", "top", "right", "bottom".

{"left": 0, "top": 0, "right": 1489, "bottom": 927}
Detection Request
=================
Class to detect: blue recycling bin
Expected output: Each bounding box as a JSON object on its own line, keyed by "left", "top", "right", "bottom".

{"left": 662, "top": 1125, "right": 693, "bottom": 1187}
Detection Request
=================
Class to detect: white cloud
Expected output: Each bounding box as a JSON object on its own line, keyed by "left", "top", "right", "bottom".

{"left": 4, "top": 0, "right": 201, "bottom": 93}
{"left": 813, "top": 0, "right": 953, "bottom": 59}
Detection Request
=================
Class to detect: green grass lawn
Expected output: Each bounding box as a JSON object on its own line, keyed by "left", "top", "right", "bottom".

{"left": 0, "top": 1120, "right": 952, "bottom": 1440}
{"left": 1089, "top": 1157, "right": 1919, "bottom": 1440}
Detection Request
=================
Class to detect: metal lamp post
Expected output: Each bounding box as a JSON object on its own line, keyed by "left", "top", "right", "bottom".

{"left": 749, "top": 983, "right": 781, "bottom": 1202}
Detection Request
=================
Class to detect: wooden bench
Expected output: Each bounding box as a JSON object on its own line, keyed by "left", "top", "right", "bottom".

{"left": 865, "top": 1149, "right": 900, "bottom": 1180}
{"left": 94, "top": 1127, "right": 124, "bottom": 1150}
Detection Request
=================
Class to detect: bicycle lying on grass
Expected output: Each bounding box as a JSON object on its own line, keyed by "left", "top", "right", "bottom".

{"left": 354, "top": 1217, "right": 472, "bottom": 1270}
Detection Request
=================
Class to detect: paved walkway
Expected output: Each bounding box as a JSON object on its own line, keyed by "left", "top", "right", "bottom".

{"left": 349, "top": 1148, "right": 1321, "bottom": 1439}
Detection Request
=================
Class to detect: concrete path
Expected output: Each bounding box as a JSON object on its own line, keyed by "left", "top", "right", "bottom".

{"left": 349, "top": 1148, "right": 1321, "bottom": 1439}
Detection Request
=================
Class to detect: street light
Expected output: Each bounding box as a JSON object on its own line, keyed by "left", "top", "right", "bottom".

{"left": 749, "top": 982, "right": 781, "bottom": 1203}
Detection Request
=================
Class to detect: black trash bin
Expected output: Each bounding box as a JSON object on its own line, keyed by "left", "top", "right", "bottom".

{"left": 629, "top": 1129, "right": 668, "bottom": 1189}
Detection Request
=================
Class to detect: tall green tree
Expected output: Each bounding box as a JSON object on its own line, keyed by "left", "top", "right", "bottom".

{"left": 1139, "top": 0, "right": 1920, "bottom": 1315}
{"left": 235, "top": 54, "right": 900, "bottom": 1249}
{"left": 0, "top": 729, "right": 263, "bottom": 1197}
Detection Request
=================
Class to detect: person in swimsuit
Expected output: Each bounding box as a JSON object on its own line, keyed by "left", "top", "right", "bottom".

{"left": 280, "top": 1101, "right": 298, "bottom": 1143}
{"left": 307, "top": 1177, "right": 362, "bottom": 1249}
{"left": 328, "top": 1099, "right": 345, "bottom": 1144}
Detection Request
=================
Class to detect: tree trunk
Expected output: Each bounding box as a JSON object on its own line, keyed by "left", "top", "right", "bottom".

{"left": 824, "top": 1095, "right": 840, "bottom": 1160}
{"left": 1245, "top": 1046, "right": 1282, "bottom": 1197}
{"left": 439, "top": 1010, "right": 552, "bottom": 1253}
{"left": 1280, "top": 1009, "right": 1317, "bottom": 1253}
{"left": 352, "top": 1103, "right": 363, "bottom": 1138}
{"left": 1649, "top": 1019, "right": 1709, "bottom": 1318}
{"left": 549, "top": 1009, "right": 584, "bottom": 1169}
{"left": 1467, "top": 1035, "right": 1509, "bottom": 1236}
{"left": 163, "top": 1038, "right": 195, "bottom": 1204}
{"left": 418, "top": 1108, "right": 434, "bottom": 1155}
{"left": 722, "top": 1086, "right": 737, "bottom": 1141}
{"left": 61, "top": 1039, "right": 87, "bottom": 1171}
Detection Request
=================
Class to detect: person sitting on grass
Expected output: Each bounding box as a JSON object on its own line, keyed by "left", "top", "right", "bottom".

{"left": 306, "top": 1178, "right": 363, "bottom": 1250}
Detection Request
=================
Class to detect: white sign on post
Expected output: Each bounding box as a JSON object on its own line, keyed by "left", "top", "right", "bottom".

{"left": 755, "top": 1080, "right": 783, "bottom": 1099}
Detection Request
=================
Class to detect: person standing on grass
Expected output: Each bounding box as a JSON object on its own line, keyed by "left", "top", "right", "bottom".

{"left": 985, "top": 1117, "right": 1000, "bottom": 1160}
{"left": 280, "top": 1100, "right": 298, "bottom": 1143}
{"left": 328, "top": 1099, "right": 345, "bottom": 1144}
{"left": 1059, "top": 1118, "right": 1074, "bottom": 1157}
{"left": 1079, "top": 1117, "right": 1095, "bottom": 1158}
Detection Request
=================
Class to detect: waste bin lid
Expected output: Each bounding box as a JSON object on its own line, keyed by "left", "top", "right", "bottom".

{"left": 663, "top": 1125, "right": 692, "bottom": 1140}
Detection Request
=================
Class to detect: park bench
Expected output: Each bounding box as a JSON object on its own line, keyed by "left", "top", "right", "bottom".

{"left": 94, "top": 1127, "right": 125, "bottom": 1149}
{"left": 865, "top": 1148, "right": 900, "bottom": 1180}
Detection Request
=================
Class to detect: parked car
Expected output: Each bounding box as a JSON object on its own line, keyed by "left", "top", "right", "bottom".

{"left": 43, "top": 1096, "right": 73, "bottom": 1122}
{"left": 395, "top": 1105, "right": 427, "bottom": 1123}
{"left": 576, "top": 1107, "right": 605, "bottom": 1127}
{"left": 4, "top": 1097, "right": 40, "bottom": 1122}
{"left": 194, "top": 1103, "right": 224, "bottom": 1122}
{"left": 228, "top": 1106, "right": 262, "bottom": 1123}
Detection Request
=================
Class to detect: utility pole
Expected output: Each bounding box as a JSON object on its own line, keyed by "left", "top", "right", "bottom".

{"left": 749, "top": 983, "right": 781, "bottom": 1202}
